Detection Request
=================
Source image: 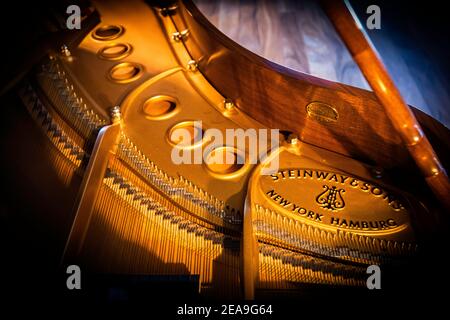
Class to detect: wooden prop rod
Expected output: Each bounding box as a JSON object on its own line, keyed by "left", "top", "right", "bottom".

{"left": 321, "top": 0, "right": 450, "bottom": 210}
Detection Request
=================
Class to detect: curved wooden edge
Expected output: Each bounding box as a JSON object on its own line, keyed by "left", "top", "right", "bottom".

{"left": 175, "top": 0, "right": 449, "bottom": 175}
{"left": 413, "top": 108, "right": 450, "bottom": 173}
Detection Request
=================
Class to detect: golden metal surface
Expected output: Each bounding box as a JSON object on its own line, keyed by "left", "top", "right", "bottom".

{"left": 41, "top": 1, "right": 266, "bottom": 297}
{"left": 258, "top": 165, "right": 412, "bottom": 238}
{"left": 242, "top": 140, "right": 420, "bottom": 297}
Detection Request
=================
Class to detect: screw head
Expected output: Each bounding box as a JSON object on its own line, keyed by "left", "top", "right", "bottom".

{"left": 287, "top": 133, "right": 299, "bottom": 145}
{"left": 172, "top": 32, "right": 181, "bottom": 42}
{"left": 172, "top": 29, "right": 189, "bottom": 42}
{"left": 110, "top": 106, "right": 122, "bottom": 123}
{"left": 187, "top": 60, "right": 198, "bottom": 72}
{"left": 224, "top": 99, "right": 235, "bottom": 111}
{"left": 61, "top": 45, "right": 71, "bottom": 57}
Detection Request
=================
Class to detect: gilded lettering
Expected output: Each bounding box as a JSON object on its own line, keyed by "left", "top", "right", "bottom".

{"left": 350, "top": 179, "right": 359, "bottom": 187}
{"left": 279, "top": 198, "right": 291, "bottom": 207}
{"left": 349, "top": 220, "right": 360, "bottom": 228}
{"left": 266, "top": 190, "right": 276, "bottom": 197}
{"left": 387, "top": 219, "right": 397, "bottom": 227}
{"left": 371, "top": 186, "right": 383, "bottom": 196}
{"left": 303, "top": 170, "right": 313, "bottom": 178}
{"left": 330, "top": 217, "right": 339, "bottom": 225}
{"left": 369, "top": 221, "right": 379, "bottom": 229}
{"left": 329, "top": 174, "right": 338, "bottom": 182}
{"left": 361, "top": 182, "right": 370, "bottom": 191}
{"left": 288, "top": 170, "right": 295, "bottom": 178}
{"left": 315, "top": 171, "right": 329, "bottom": 179}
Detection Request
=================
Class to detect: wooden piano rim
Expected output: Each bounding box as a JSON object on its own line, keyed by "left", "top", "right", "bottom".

{"left": 174, "top": 0, "right": 450, "bottom": 175}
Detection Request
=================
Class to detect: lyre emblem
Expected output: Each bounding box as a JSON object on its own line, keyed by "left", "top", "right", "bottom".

{"left": 315, "top": 185, "right": 345, "bottom": 211}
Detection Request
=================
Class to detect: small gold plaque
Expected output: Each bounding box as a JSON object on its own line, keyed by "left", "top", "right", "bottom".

{"left": 306, "top": 101, "right": 338, "bottom": 123}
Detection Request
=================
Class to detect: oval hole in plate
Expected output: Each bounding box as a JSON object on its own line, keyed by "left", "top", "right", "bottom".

{"left": 143, "top": 95, "right": 178, "bottom": 119}
{"left": 168, "top": 121, "right": 204, "bottom": 149}
{"left": 204, "top": 146, "right": 245, "bottom": 174}
{"left": 98, "top": 43, "right": 132, "bottom": 60}
{"left": 109, "top": 62, "right": 143, "bottom": 83}
{"left": 92, "top": 25, "right": 124, "bottom": 41}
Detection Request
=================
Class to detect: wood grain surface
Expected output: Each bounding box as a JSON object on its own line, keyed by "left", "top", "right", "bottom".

{"left": 194, "top": 0, "right": 450, "bottom": 129}
{"left": 174, "top": 0, "right": 450, "bottom": 175}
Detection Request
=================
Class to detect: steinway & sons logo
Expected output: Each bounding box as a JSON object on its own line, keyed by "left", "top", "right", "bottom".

{"left": 316, "top": 185, "right": 345, "bottom": 211}
{"left": 260, "top": 168, "right": 410, "bottom": 233}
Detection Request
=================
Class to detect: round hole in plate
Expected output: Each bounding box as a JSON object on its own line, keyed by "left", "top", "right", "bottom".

{"left": 98, "top": 43, "right": 132, "bottom": 60}
{"left": 204, "top": 146, "right": 245, "bottom": 174}
{"left": 108, "top": 62, "right": 143, "bottom": 83}
{"left": 92, "top": 25, "right": 124, "bottom": 41}
{"left": 168, "top": 121, "right": 204, "bottom": 148}
{"left": 143, "top": 95, "right": 178, "bottom": 119}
